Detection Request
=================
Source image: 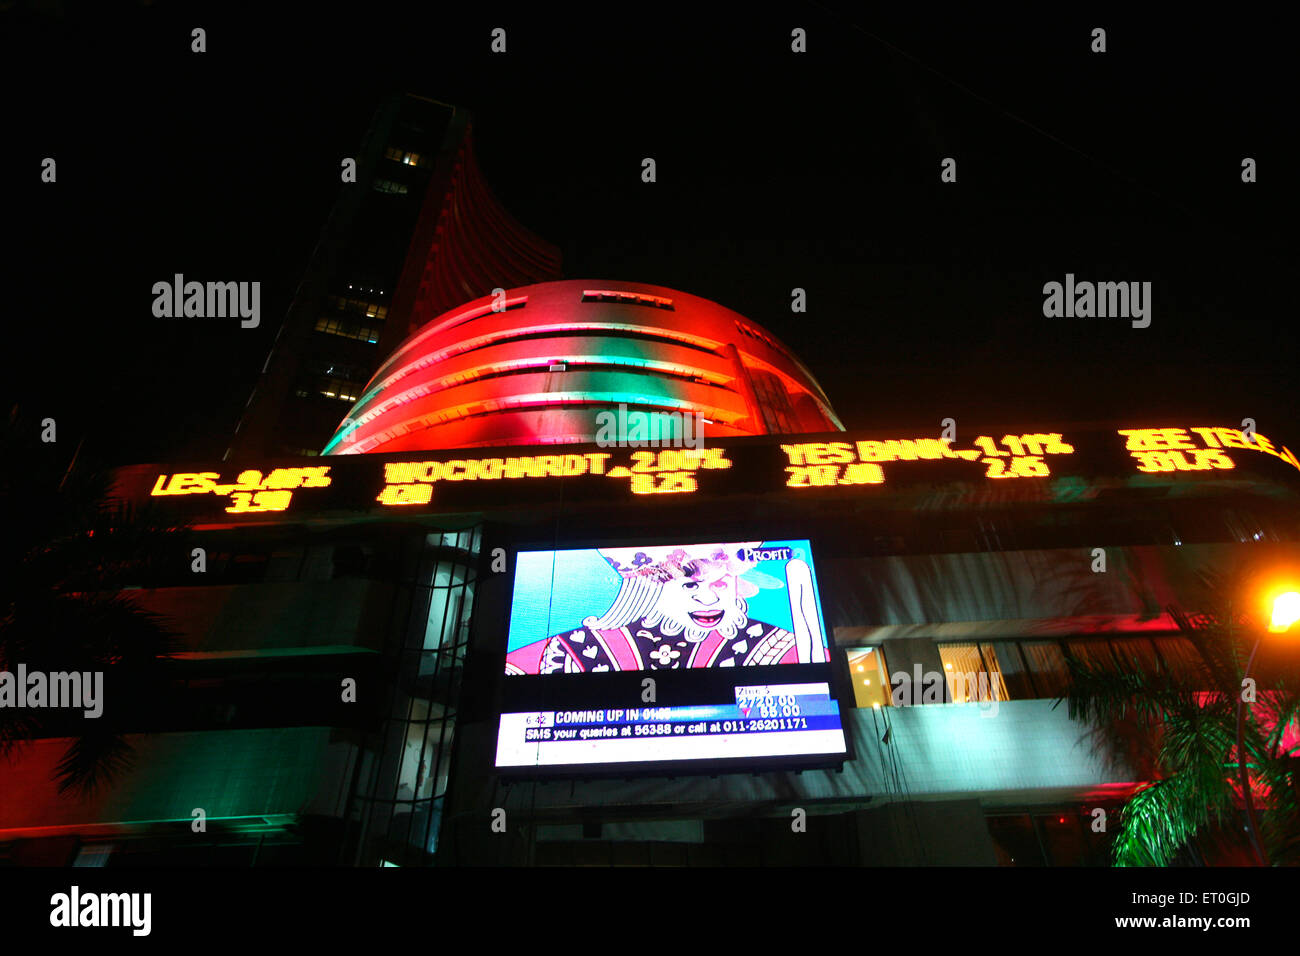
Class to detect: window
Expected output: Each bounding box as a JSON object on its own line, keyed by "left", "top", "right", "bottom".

{"left": 373, "top": 178, "right": 409, "bottom": 195}
{"left": 1019, "top": 642, "right": 1070, "bottom": 698}
{"left": 314, "top": 316, "right": 381, "bottom": 344}
{"left": 318, "top": 376, "right": 363, "bottom": 403}
{"left": 747, "top": 368, "right": 799, "bottom": 434}
{"left": 384, "top": 146, "right": 427, "bottom": 168}
{"left": 581, "top": 290, "right": 674, "bottom": 309}
{"left": 938, "top": 641, "right": 1058, "bottom": 701}
{"left": 937, "top": 643, "right": 1009, "bottom": 703}
{"left": 295, "top": 357, "right": 369, "bottom": 401}
{"left": 937, "top": 637, "right": 1206, "bottom": 702}
{"left": 1063, "top": 635, "right": 1208, "bottom": 686}
{"left": 329, "top": 295, "right": 389, "bottom": 320}
{"left": 981, "top": 641, "right": 1036, "bottom": 699}
{"left": 845, "top": 646, "right": 890, "bottom": 708}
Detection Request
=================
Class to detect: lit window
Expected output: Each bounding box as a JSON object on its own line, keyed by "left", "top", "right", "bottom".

{"left": 331, "top": 296, "right": 388, "bottom": 320}
{"left": 932, "top": 640, "right": 1160, "bottom": 702}
{"left": 845, "top": 646, "right": 889, "bottom": 708}
{"left": 384, "top": 147, "right": 425, "bottom": 168}
{"left": 937, "top": 643, "right": 1008, "bottom": 703}
{"left": 314, "top": 316, "right": 381, "bottom": 343}
{"left": 318, "top": 375, "right": 365, "bottom": 402}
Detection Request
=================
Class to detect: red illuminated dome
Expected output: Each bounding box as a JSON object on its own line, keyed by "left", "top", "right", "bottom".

{"left": 322, "top": 280, "right": 843, "bottom": 454}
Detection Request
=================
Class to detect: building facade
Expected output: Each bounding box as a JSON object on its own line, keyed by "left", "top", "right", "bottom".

{"left": 4, "top": 281, "right": 1299, "bottom": 867}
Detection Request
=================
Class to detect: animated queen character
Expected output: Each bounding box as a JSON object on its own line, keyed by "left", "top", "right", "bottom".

{"left": 504, "top": 542, "right": 827, "bottom": 674}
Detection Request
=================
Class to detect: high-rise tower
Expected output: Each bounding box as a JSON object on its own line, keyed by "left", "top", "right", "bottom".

{"left": 226, "top": 94, "right": 562, "bottom": 460}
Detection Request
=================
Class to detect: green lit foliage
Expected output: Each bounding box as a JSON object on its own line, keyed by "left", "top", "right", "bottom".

{"left": 1063, "top": 569, "right": 1300, "bottom": 866}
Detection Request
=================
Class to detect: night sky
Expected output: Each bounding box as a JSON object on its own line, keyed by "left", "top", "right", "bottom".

{"left": 5, "top": 3, "right": 1296, "bottom": 467}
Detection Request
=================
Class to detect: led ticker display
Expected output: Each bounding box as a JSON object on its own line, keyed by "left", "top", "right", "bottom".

{"left": 1120, "top": 426, "right": 1300, "bottom": 473}
{"left": 781, "top": 432, "right": 1075, "bottom": 487}
{"left": 495, "top": 540, "right": 849, "bottom": 770}
{"left": 149, "top": 466, "right": 332, "bottom": 513}
{"left": 375, "top": 446, "right": 734, "bottom": 505}
{"left": 122, "top": 423, "right": 1299, "bottom": 522}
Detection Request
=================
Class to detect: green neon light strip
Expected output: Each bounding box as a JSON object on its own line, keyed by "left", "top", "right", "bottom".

{"left": 325, "top": 387, "right": 706, "bottom": 454}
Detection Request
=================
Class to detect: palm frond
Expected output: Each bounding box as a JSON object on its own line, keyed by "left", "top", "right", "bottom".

{"left": 1067, "top": 562, "right": 1300, "bottom": 866}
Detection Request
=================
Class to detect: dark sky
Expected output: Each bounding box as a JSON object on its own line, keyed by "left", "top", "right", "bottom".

{"left": 5, "top": 2, "right": 1296, "bottom": 466}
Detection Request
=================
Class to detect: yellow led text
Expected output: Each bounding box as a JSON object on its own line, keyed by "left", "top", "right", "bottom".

{"left": 605, "top": 447, "right": 733, "bottom": 495}
{"left": 377, "top": 453, "right": 612, "bottom": 506}
{"left": 1120, "top": 427, "right": 1299, "bottom": 474}
{"left": 780, "top": 434, "right": 1074, "bottom": 486}
{"left": 150, "top": 466, "right": 332, "bottom": 513}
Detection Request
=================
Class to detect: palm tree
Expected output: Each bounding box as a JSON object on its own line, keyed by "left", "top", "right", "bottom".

{"left": 0, "top": 409, "right": 188, "bottom": 795}
{"left": 1063, "top": 566, "right": 1300, "bottom": 865}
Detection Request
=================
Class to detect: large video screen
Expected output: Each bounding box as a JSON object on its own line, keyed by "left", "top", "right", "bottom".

{"left": 495, "top": 539, "right": 848, "bottom": 770}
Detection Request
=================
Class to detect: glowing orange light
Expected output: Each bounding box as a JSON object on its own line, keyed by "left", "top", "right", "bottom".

{"left": 1269, "top": 592, "right": 1300, "bottom": 633}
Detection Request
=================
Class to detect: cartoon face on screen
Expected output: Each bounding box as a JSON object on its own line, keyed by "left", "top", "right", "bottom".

{"left": 505, "top": 542, "right": 827, "bottom": 675}
{"left": 657, "top": 566, "right": 744, "bottom": 634}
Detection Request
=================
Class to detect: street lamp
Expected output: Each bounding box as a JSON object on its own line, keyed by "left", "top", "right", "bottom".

{"left": 1238, "top": 590, "right": 1300, "bottom": 865}
{"left": 1269, "top": 591, "right": 1300, "bottom": 633}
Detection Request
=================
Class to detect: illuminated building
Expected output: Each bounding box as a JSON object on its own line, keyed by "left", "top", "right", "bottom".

{"left": 226, "top": 94, "right": 562, "bottom": 460}
{"left": 321, "top": 280, "right": 843, "bottom": 454}
{"left": 6, "top": 285, "right": 1300, "bottom": 864}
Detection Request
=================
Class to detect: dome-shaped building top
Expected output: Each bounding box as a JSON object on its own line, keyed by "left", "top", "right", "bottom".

{"left": 322, "top": 280, "right": 843, "bottom": 454}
